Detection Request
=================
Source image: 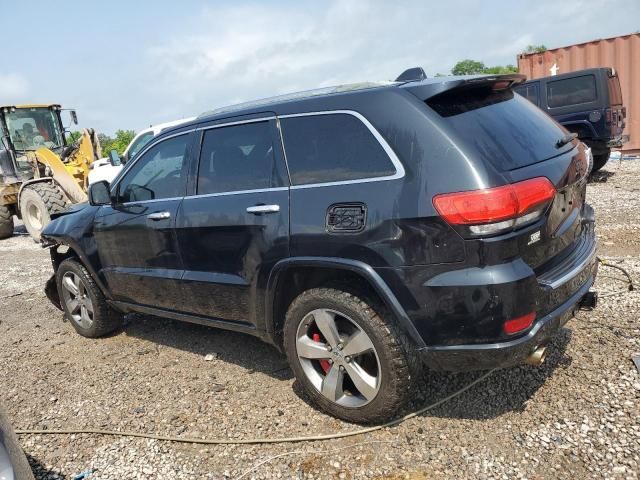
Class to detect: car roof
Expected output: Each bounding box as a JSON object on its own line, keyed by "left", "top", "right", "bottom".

{"left": 519, "top": 67, "right": 613, "bottom": 84}
{"left": 159, "top": 73, "right": 524, "bottom": 136}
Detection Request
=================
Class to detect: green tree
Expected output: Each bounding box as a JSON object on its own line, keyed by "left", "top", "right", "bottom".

{"left": 451, "top": 59, "right": 518, "bottom": 76}
{"left": 99, "top": 130, "right": 135, "bottom": 157}
{"left": 524, "top": 44, "right": 547, "bottom": 53}
{"left": 483, "top": 64, "right": 518, "bottom": 74}
{"left": 451, "top": 59, "right": 486, "bottom": 75}
{"left": 65, "top": 130, "right": 82, "bottom": 145}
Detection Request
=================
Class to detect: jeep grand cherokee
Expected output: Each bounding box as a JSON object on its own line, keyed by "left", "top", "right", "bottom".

{"left": 41, "top": 72, "right": 598, "bottom": 423}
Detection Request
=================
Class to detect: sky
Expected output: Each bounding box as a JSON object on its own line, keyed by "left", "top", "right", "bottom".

{"left": 2, "top": 0, "right": 638, "bottom": 135}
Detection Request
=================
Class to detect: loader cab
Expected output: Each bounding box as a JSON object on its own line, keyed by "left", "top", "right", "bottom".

{"left": 0, "top": 105, "right": 67, "bottom": 153}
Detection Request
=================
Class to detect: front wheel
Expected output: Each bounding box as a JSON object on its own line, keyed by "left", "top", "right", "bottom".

{"left": 283, "top": 288, "right": 419, "bottom": 423}
{"left": 56, "top": 258, "right": 122, "bottom": 338}
{"left": 19, "top": 182, "right": 68, "bottom": 241}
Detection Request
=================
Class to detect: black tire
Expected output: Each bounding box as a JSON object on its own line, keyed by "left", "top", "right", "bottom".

{"left": 0, "top": 205, "right": 13, "bottom": 239}
{"left": 591, "top": 151, "right": 610, "bottom": 172}
{"left": 56, "top": 258, "right": 122, "bottom": 338}
{"left": 283, "top": 288, "right": 420, "bottom": 423}
{"left": 19, "top": 182, "right": 68, "bottom": 241}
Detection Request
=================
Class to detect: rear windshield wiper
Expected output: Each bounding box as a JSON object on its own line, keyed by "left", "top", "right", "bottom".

{"left": 556, "top": 132, "right": 578, "bottom": 148}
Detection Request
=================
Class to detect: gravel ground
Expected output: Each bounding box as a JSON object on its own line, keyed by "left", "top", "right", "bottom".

{"left": 0, "top": 160, "right": 639, "bottom": 480}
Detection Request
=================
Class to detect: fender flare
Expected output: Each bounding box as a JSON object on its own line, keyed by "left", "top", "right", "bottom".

{"left": 47, "top": 239, "right": 114, "bottom": 302}
{"left": 560, "top": 120, "right": 598, "bottom": 139}
{"left": 264, "top": 257, "right": 426, "bottom": 349}
{"left": 17, "top": 177, "right": 58, "bottom": 206}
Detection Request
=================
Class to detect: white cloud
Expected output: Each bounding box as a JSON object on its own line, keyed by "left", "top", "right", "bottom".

{"left": 145, "top": 0, "right": 450, "bottom": 117}
{"left": 0, "top": 72, "right": 29, "bottom": 103}
{"left": 44, "top": 0, "right": 638, "bottom": 134}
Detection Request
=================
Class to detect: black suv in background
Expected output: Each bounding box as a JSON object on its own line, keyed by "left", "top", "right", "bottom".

{"left": 514, "top": 67, "right": 626, "bottom": 171}
{"left": 42, "top": 73, "right": 598, "bottom": 423}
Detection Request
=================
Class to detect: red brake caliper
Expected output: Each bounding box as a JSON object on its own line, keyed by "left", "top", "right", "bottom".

{"left": 312, "top": 333, "right": 332, "bottom": 373}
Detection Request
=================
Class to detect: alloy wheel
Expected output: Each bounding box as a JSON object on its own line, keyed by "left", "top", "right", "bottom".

{"left": 295, "top": 308, "right": 381, "bottom": 407}
{"left": 60, "top": 271, "right": 94, "bottom": 329}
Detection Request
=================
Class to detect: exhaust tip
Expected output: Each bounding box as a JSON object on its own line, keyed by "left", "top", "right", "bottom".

{"left": 525, "top": 346, "right": 547, "bottom": 366}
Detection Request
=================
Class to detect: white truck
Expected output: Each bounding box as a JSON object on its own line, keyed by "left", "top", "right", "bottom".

{"left": 88, "top": 117, "right": 195, "bottom": 185}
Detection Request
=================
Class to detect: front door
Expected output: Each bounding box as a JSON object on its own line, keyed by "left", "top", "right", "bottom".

{"left": 94, "top": 132, "right": 193, "bottom": 309}
{"left": 176, "top": 117, "right": 289, "bottom": 328}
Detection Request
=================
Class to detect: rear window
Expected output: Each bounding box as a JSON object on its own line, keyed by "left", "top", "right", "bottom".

{"left": 280, "top": 113, "right": 396, "bottom": 185}
{"left": 546, "top": 75, "right": 597, "bottom": 108}
{"left": 426, "top": 85, "right": 569, "bottom": 171}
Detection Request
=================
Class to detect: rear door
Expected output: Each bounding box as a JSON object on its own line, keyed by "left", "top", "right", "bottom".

{"left": 94, "top": 132, "right": 193, "bottom": 309}
{"left": 175, "top": 116, "right": 289, "bottom": 327}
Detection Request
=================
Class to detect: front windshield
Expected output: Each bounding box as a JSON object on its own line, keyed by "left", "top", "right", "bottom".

{"left": 4, "top": 107, "right": 64, "bottom": 151}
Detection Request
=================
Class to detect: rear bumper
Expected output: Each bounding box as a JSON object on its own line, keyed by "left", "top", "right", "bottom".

{"left": 606, "top": 135, "right": 629, "bottom": 148}
{"left": 418, "top": 276, "right": 594, "bottom": 371}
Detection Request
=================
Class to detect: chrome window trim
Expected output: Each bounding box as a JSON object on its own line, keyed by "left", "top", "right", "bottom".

{"left": 110, "top": 110, "right": 405, "bottom": 201}
{"left": 185, "top": 186, "right": 289, "bottom": 200}
{"left": 109, "top": 129, "right": 196, "bottom": 195}
{"left": 116, "top": 196, "right": 184, "bottom": 207}
{"left": 197, "top": 116, "right": 276, "bottom": 132}
{"left": 278, "top": 110, "right": 405, "bottom": 189}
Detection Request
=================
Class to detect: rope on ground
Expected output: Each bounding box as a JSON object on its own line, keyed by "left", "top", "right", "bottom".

{"left": 597, "top": 256, "right": 635, "bottom": 294}
{"left": 15, "top": 369, "right": 495, "bottom": 445}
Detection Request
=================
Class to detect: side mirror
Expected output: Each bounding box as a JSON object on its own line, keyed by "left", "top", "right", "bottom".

{"left": 88, "top": 180, "right": 112, "bottom": 206}
{"left": 109, "top": 149, "right": 122, "bottom": 166}
{"left": 70, "top": 110, "right": 78, "bottom": 125}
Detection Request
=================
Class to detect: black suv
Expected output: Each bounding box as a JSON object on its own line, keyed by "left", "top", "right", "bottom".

{"left": 514, "top": 67, "right": 626, "bottom": 171}
{"left": 42, "top": 73, "right": 598, "bottom": 423}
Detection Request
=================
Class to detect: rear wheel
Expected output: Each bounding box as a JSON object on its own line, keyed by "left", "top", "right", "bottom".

{"left": 283, "top": 288, "right": 419, "bottom": 423}
{"left": 591, "top": 150, "right": 610, "bottom": 172}
{"left": 56, "top": 258, "right": 123, "bottom": 338}
{"left": 19, "top": 182, "right": 68, "bottom": 241}
{"left": 0, "top": 205, "right": 14, "bottom": 239}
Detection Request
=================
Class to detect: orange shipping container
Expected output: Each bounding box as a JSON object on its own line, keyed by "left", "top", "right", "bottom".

{"left": 518, "top": 33, "right": 640, "bottom": 153}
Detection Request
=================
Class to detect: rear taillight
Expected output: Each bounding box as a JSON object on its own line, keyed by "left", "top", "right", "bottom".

{"left": 433, "top": 177, "right": 556, "bottom": 236}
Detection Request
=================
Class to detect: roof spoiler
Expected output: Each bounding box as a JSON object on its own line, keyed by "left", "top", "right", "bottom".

{"left": 395, "top": 67, "right": 427, "bottom": 82}
{"left": 402, "top": 74, "right": 527, "bottom": 100}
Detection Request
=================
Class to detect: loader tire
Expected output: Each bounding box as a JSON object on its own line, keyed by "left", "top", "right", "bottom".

{"left": 19, "top": 182, "right": 68, "bottom": 241}
{"left": 0, "top": 205, "right": 13, "bottom": 239}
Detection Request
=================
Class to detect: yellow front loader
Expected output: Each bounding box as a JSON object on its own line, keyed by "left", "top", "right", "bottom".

{"left": 0, "top": 104, "right": 101, "bottom": 240}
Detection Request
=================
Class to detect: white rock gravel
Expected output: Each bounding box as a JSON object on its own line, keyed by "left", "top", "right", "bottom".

{"left": 0, "top": 160, "right": 639, "bottom": 479}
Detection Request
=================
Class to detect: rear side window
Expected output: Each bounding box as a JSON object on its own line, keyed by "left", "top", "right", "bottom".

{"left": 197, "top": 121, "right": 285, "bottom": 195}
{"left": 546, "top": 75, "right": 597, "bottom": 108}
{"left": 280, "top": 113, "right": 396, "bottom": 185}
{"left": 426, "top": 85, "right": 568, "bottom": 171}
{"left": 514, "top": 83, "right": 539, "bottom": 105}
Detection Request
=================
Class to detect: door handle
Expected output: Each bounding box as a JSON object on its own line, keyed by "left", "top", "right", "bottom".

{"left": 246, "top": 204, "right": 280, "bottom": 214}
{"left": 147, "top": 211, "right": 171, "bottom": 221}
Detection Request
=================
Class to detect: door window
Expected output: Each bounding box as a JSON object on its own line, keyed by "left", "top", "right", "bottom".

{"left": 116, "top": 134, "right": 189, "bottom": 203}
{"left": 196, "top": 121, "right": 285, "bottom": 195}
{"left": 279, "top": 113, "right": 396, "bottom": 185}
